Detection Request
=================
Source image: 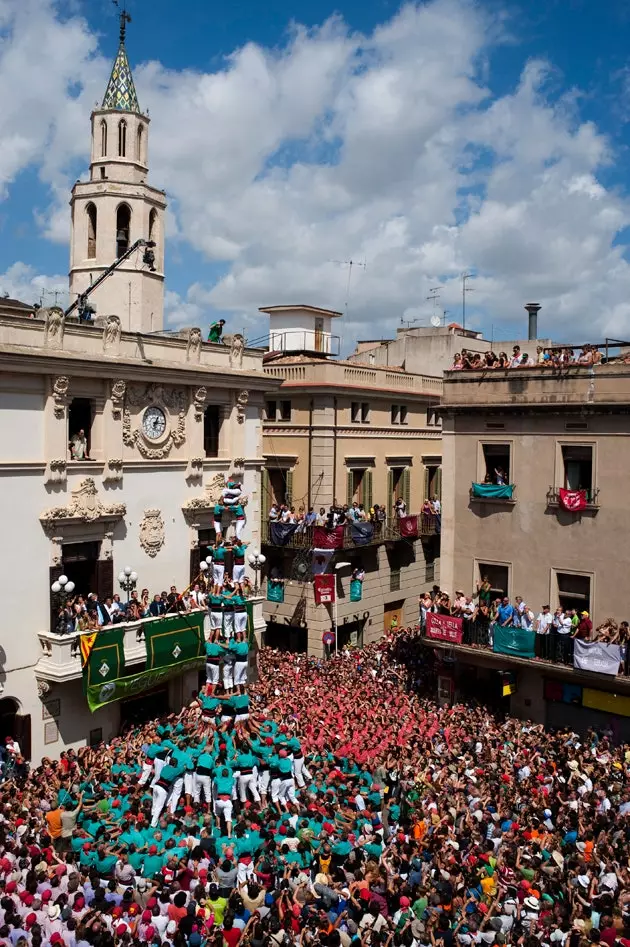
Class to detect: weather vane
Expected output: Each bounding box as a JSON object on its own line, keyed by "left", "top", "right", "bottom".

{"left": 113, "top": 0, "right": 132, "bottom": 44}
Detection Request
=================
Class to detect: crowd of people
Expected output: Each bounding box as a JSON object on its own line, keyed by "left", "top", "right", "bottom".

{"left": 268, "top": 499, "right": 441, "bottom": 530}
{"left": 2, "top": 626, "right": 630, "bottom": 947}
{"left": 451, "top": 345, "right": 604, "bottom": 371}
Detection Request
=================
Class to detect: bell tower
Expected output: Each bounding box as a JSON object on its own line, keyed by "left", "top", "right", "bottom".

{"left": 69, "top": 10, "right": 166, "bottom": 333}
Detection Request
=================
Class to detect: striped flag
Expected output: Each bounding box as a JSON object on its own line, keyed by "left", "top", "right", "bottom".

{"left": 80, "top": 632, "right": 98, "bottom": 667}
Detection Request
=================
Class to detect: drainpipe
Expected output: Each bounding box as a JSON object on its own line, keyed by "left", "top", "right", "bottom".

{"left": 307, "top": 398, "right": 313, "bottom": 508}
{"left": 332, "top": 397, "right": 338, "bottom": 505}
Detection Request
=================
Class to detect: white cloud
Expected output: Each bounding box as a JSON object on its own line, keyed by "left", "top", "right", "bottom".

{"left": 1, "top": 0, "right": 630, "bottom": 345}
{"left": 0, "top": 261, "right": 69, "bottom": 307}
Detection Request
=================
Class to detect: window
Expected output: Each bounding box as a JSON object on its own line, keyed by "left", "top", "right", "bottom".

{"left": 391, "top": 404, "right": 408, "bottom": 425}
{"left": 68, "top": 398, "right": 94, "bottom": 459}
{"left": 280, "top": 400, "right": 291, "bottom": 421}
{"left": 351, "top": 402, "right": 370, "bottom": 423}
{"left": 482, "top": 443, "right": 511, "bottom": 484}
{"left": 425, "top": 465, "right": 442, "bottom": 501}
{"left": 556, "top": 572, "right": 591, "bottom": 614}
{"left": 116, "top": 204, "right": 131, "bottom": 257}
{"left": 427, "top": 403, "right": 440, "bottom": 426}
{"left": 390, "top": 569, "right": 401, "bottom": 592}
{"left": 203, "top": 405, "right": 221, "bottom": 457}
{"left": 561, "top": 445, "right": 593, "bottom": 493}
{"left": 137, "top": 123, "right": 144, "bottom": 162}
{"left": 265, "top": 401, "right": 277, "bottom": 421}
{"left": 478, "top": 562, "right": 509, "bottom": 599}
{"left": 149, "top": 208, "right": 158, "bottom": 243}
{"left": 347, "top": 468, "right": 373, "bottom": 508}
{"left": 86, "top": 203, "right": 97, "bottom": 259}
{"left": 388, "top": 466, "right": 410, "bottom": 518}
{"left": 100, "top": 120, "right": 107, "bottom": 157}
{"left": 100, "top": 167, "right": 106, "bottom": 180}
{"left": 118, "top": 119, "right": 127, "bottom": 157}
{"left": 269, "top": 469, "right": 292, "bottom": 506}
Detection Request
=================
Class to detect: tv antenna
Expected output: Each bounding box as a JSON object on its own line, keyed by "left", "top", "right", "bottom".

{"left": 330, "top": 259, "right": 366, "bottom": 316}
{"left": 113, "top": 0, "right": 132, "bottom": 44}
{"left": 462, "top": 272, "right": 474, "bottom": 330}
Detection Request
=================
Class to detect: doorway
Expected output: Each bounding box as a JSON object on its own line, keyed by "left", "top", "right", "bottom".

{"left": 120, "top": 687, "right": 169, "bottom": 728}
{"left": 384, "top": 599, "right": 405, "bottom": 633}
{"left": 62, "top": 542, "right": 100, "bottom": 599}
{"left": 0, "top": 699, "right": 31, "bottom": 761}
{"left": 314, "top": 317, "right": 324, "bottom": 352}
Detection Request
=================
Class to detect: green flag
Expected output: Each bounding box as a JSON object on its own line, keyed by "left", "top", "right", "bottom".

{"left": 143, "top": 612, "right": 205, "bottom": 670}
{"left": 84, "top": 626, "right": 125, "bottom": 691}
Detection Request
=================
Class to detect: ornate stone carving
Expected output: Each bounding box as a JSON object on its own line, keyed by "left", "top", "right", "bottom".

{"left": 50, "top": 536, "right": 64, "bottom": 566}
{"left": 43, "top": 307, "right": 65, "bottom": 348}
{"left": 193, "top": 387, "right": 207, "bottom": 422}
{"left": 123, "top": 382, "right": 187, "bottom": 459}
{"left": 103, "top": 314, "right": 122, "bottom": 352}
{"left": 186, "top": 327, "right": 202, "bottom": 362}
{"left": 102, "top": 530, "right": 114, "bottom": 560}
{"left": 236, "top": 390, "right": 249, "bottom": 424}
{"left": 111, "top": 379, "right": 126, "bottom": 420}
{"left": 139, "top": 509, "right": 165, "bottom": 558}
{"left": 52, "top": 376, "right": 70, "bottom": 419}
{"left": 45, "top": 459, "right": 67, "bottom": 485}
{"left": 126, "top": 383, "right": 186, "bottom": 411}
{"left": 229, "top": 333, "right": 245, "bottom": 368}
{"left": 37, "top": 680, "right": 51, "bottom": 698}
{"left": 40, "top": 478, "right": 126, "bottom": 528}
{"left": 182, "top": 473, "right": 249, "bottom": 515}
{"left": 233, "top": 457, "right": 246, "bottom": 468}
{"left": 185, "top": 457, "right": 204, "bottom": 482}
{"left": 103, "top": 458, "right": 123, "bottom": 483}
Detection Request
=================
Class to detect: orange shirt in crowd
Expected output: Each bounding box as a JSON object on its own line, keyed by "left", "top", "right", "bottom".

{"left": 45, "top": 808, "right": 62, "bottom": 839}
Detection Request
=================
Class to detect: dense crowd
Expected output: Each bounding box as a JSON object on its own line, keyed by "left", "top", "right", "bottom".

{"left": 268, "top": 499, "right": 441, "bottom": 529}
{"left": 451, "top": 345, "right": 605, "bottom": 371}
{"left": 2, "top": 627, "right": 630, "bottom": 947}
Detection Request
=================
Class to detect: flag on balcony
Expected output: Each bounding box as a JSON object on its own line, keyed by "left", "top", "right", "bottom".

{"left": 312, "top": 549, "right": 333, "bottom": 574}
{"left": 492, "top": 624, "right": 536, "bottom": 659}
{"left": 573, "top": 640, "right": 624, "bottom": 675}
{"left": 558, "top": 488, "right": 587, "bottom": 512}
{"left": 267, "top": 580, "right": 285, "bottom": 603}
{"left": 83, "top": 627, "right": 125, "bottom": 690}
{"left": 471, "top": 483, "right": 514, "bottom": 499}
{"left": 79, "top": 632, "right": 98, "bottom": 668}
{"left": 350, "top": 579, "right": 363, "bottom": 602}
{"left": 313, "top": 526, "right": 345, "bottom": 549}
{"left": 350, "top": 521, "right": 374, "bottom": 545}
{"left": 144, "top": 612, "right": 205, "bottom": 671}
{"left": 270, "top": 522, "right": 299, "bottom": 545}
{"left": 398, "top": 515, "right": 418, "bottom": 538}
{"left": 314, "top": 573, "right": 336, "bottom": 604}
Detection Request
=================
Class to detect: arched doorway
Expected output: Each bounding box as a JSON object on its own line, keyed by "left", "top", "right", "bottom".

{"left": 0, "top": 699, "right": 31, "bottom": 761}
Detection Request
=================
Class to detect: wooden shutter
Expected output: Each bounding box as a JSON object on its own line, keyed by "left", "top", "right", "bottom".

{"left": 285, "top": 469, "right": 294, "bottom": 507}
{"left": 261, "top": 469, "right": 270, "bottom": 524}
{"left": 15, "top": 714, "right": 31, "bottom": 761}
{"left": 402, "top": 467, "right": 411, "bottom": 512}
{"left": 424, "top": 467, "right": 430, "bottom": 502}
{"left": 363, "top": 469, "right": 373, "bottom": 511}
{"left": 387, "top": 468, "right": 394, "bottom": 520}
{"left": 190, "top": 544, "right": 201, "bottom": 584}
{"left": 96, "top": 559, "right": 114, "bottom": 601}
{"left": 435, "top": 467, "right": 442, "bottom": 500}
{"left": 49, "top": 565, "right": 63, "bottom": 634}
{"left": 346, "top": 470, "right": 354, "bottom": 505}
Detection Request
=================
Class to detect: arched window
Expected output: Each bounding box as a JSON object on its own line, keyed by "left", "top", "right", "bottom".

{"left": 100, "top": 119, "right": 107, "bottom": 157}
{"left": 118, "top": 119, "right": 127, "bottom": 157}
{"left": 148, "top": 208, "right": 158, "bottom": 243}
{"left": 137, "top": 123, "right": 144, "bottom": 162}
{"left": 116, "top": 204, "right": 131, "bottom": 257}
{"left": 86, "top": 203, "right": 97, "bottom": 259}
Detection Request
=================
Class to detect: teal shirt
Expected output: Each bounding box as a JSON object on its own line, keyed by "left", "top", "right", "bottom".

{"left": 236, "top": 752, "right": 257, "bottom": 770}
{"left": 215, "top": 774, "right": 234, "bottom": 795}
{"left": 143, "top": 852, "right": 167, "bottom": 877}
{"left": 278, "top": 757, "right": 293, "bottom": 776}
{"left": 230, "top": 639, "right": 249, "bottom": 658}
{"left": 212, "top": 546, "right": 226, "bottom": 562}
{"left": 205, "top": 641, "right": 224, "bottom": 659}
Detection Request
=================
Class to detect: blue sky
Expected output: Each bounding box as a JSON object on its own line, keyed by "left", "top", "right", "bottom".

{"left": 2, "top": 0, "right": 630, "bottom": 347}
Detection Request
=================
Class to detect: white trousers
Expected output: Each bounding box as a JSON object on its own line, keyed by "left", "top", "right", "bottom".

{"left": 215, "top": 797, "right": 233, "bottom": 824}
{"left": 213, "top": 563, "right": 225, "bottom": 585}
{"left": 270, "top": 777, "right": 282, "bottom": 804}
{"left": 138, "top": 760, "right": 153, "bottom": 786}
{"left": 150, "top": 756, "right": 168, "bottom": 788}
{"left": 151, "top": 784, "right": 168, "bottom": 826}
{"left": 280, "top": 777, "right": 297, "bottom": 805}
{"left": 223, "top": 612, "right": 234, "bottom": 639}
{"left": 292, "top": 757, "right": 311, "bottom": 788}
{"left": 235, "top": 519, "right": 245, "bottom": 540}
{"left": 234, "top": 612, "right": 248, "bottom": 634}
{"left": 237, "top": 861, "right": 254, "bottom": 884}
{"left": 239, "top": 770, "right": 260, "bottom": 803}
{"left": 223, "top": 659, "right": 234, "bottom": 690}
{"left": 233, "top": 660, "right": 248, "bottom": 686}
{"left": 206, "top": 662, "right": 220, "bottom": 685}
{"left": 167, "top": 776, "right": 184, "bottom": 814}
{"left": 184, "top": 772, "right": 195, "bottom": 796}
{"left": 233, "top": 564, "right": 245, "bottom": 583}
{"left": 210, "top": 611, "right": 223, "bottom": 632}
{"left": 258, "top": 770, "right": 270, "bottom": 796}
{"left": 194, "top": 773, "right": 212, "bottom": 804}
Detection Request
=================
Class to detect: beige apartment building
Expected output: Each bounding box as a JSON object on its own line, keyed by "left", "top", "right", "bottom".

{"left": 259, "top": 306, "right": 443, "bottom": 655}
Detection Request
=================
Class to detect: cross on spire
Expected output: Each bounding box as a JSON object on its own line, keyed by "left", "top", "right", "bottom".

{"left": 102, "top": 1, "right": 140, "bottom": 113}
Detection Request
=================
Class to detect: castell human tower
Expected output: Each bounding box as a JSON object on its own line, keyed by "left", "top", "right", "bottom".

{"left": 69, "top": 10, "right": 167, "bottom": 332}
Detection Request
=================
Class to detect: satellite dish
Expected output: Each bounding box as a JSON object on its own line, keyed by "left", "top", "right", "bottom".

{"left": 430, "top": 314, "right": 441, "bottom": 327}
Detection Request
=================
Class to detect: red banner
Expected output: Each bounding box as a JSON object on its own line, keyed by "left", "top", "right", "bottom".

{"left": 559, "top": 488, "right": 587, "bottom": 512}
{"left": 425, "top": 613, "right": 463, "bottom": 643}
{"left": 314, "top": 574, "right": 336, "bottom": 604}
{"left": 398, "top": 515, "right": 418, "bottom": 537}
{"left": 313, "top": 526, "right": 345, "bottom": 549}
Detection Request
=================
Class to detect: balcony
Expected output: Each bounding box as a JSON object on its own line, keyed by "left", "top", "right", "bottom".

{"left": 469, "top": 483, "right": 516, "bottom": 504}
{"left": 546, "top": 487, "right": 600, "bottom": 512}
{"left": 36, "top": 609, "right": 211, "bottom": 683}
{"left": 261, "top": 514, "right": 439, "bottom": 550}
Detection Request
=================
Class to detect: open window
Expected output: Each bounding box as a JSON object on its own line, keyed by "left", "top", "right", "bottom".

{"left": 556, "top": 571, "right": 591, "bottom": 614}
{"left": 351, "top": 401, "right": 370, "bottom": 423}
{"left": 482, "top": 443, "right": 511, "bottom": 484}
{"left": 68, "top": 398, "right": 94, "bottom": 460}
{"left": 86, "top": 203, "right": 97, "bottom": 259}
{"left": 347, "top": 468, "right": 373, "bottom": 508}
{"left": 388, "top": 466, "right": 410, "bottom": 518}
{"left": 203, "top": 405, "right": 221, "bottom": 457}
{"left": 478, "top": 562, "right": 510, "bottom": 599}
{"left": 279, "top": 400, "right": 291, "bottom": 421}
{"left": 561, "top": 445, "right": 593, "bottom": 494}
{"left": 425, "top": 465, "right": 442, "bottom": 501}
{"left": 269, "top": 469, "right": 292, "bottom": 507}
{"left": 116, "top": 204, "right": 131, "bottom": 258}
{"left": 391, "top": 404, "right": 408, "bottom": 425}
{"left": 118, "top": 119, "right": 127, "bottom": 157}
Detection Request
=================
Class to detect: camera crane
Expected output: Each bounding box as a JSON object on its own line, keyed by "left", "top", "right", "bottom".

{"left": 64, "top": 239, "right": 156, "bottom": 321}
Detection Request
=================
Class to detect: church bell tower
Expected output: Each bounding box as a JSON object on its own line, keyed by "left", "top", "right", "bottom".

{"left": 69, "top": 11, "right": 167, "bottom": 333}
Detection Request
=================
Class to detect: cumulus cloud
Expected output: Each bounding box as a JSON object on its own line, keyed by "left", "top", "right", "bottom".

{"left": 0, "top": 261, "right": 68, "bottom": 307}
{"left": 1, "top": 0, "right": 630, "bottom": 345}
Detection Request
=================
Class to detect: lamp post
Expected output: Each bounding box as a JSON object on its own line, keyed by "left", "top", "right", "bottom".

{"left": 199, "top": 556, "right": 213, "bottom": 588}
{"left": 50, "top": 574, "right": 76, "bottom": 603}
{"left": 247, "top": 551, "right": 266, "bottom": 595}
{"left": 118, "top": 565, "right": 138, "bottom": 603}
{"left": 333, "top": 561, "right": 352, "bottom": 655}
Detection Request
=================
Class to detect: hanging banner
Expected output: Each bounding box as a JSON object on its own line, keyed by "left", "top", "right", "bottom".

{"left": 350, "top": 579, "right": 363, "bottom": 602}
{"left": 83, "top": 626, "right": 126, "bottom": 692}
{"left": 471, "top": 483, "right": 514, "bottom": 499}
{"left": 398, "top": 515, "right": 419, "bottom": 538}
{"left": 573, "top": 640, "right": 624, "bottom": 676}
{"left": 313, "top": 526, "right": 345, "bottom": 549}
{"left": 143, "top": 612, "right": 205, "bottom": 671}
{"left": 267, "top": 580, "right": 285, "bottom": 603}
{"left": 86, "top": 656, "right": 204, "bottom": 713}
{"left": 314, "top": 573, "right": 336, "bottom": 604}
{"left": 312, "top": 549, "right": 334, "bottom": 575}
{"left": 492, "top": 624, "right": 536, "bottom": 659}
{"left": 558, "top": 488, "right": 587, "bottom": 512}
{"left": 270, "top": 521, "right": 299, "bottom": 545}
{"left": 425, "top": 613, "right": 463, "bottom": 644}
{"left": 350, "top": 522, "right": 374, "bottom": 545}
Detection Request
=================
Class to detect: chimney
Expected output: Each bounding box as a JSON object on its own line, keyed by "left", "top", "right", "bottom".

{"left": 525, "top": 303, "right": 541, "bottom": 341}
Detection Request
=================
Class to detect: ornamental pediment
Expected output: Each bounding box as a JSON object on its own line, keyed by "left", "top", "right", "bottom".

{"left": 40, "top": 478, "right": 126, "bottom": 528}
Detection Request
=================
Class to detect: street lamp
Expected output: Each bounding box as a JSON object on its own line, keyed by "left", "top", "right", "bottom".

{"left": 333, "top": 561, "right": 352, "bottom": 655}
{"left": 199, "top": 556, "right": 213, "bottom": 587}
{"left": 50, "top": 574, "right": 76, "bottom": 602}
{"left": 247, "top": 551, "right": 266, "bottom": 595}
{"left": 118, "top": 565, "right": 138, "bottom": 603}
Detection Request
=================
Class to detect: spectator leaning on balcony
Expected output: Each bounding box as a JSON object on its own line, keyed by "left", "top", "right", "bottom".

{"left": 394, "top": 496, "right": 406, "bottom": 517}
